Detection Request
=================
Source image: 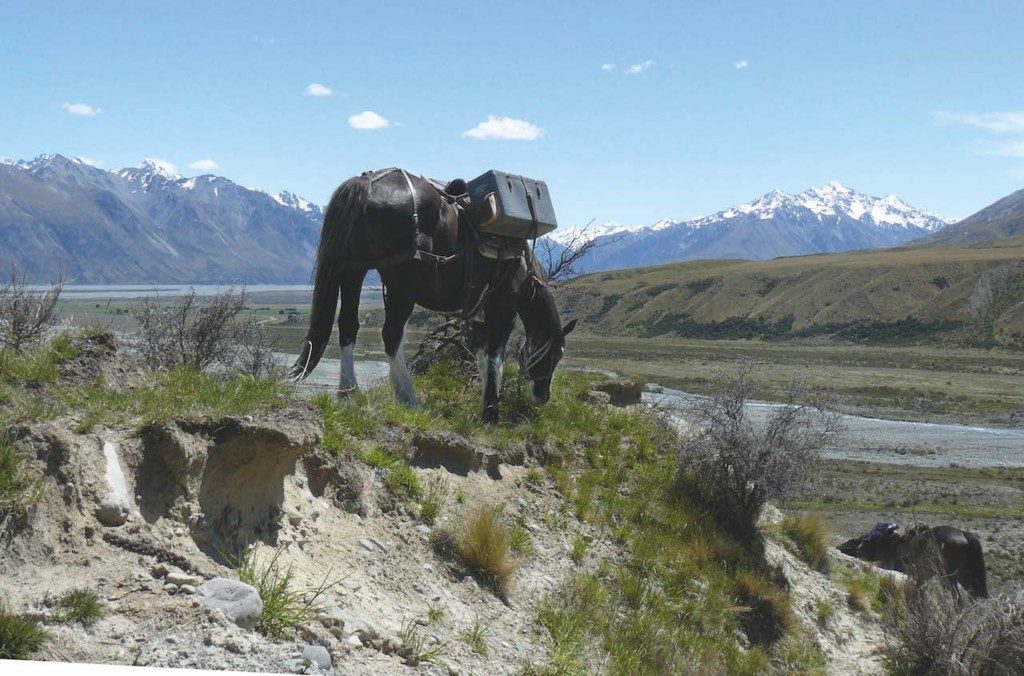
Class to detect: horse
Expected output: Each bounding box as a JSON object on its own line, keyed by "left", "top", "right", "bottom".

{"left": 839, "top": 522, "right": 988, "bottom": 599}
{"left": 288, "top": 168, "right": 576, "bottom": 423}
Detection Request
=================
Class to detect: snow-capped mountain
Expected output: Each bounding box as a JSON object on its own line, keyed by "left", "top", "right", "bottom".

{"left": 0, "top": 154, "right": 325, "bottom": 283}
{"left": 553, "top": 182, "right": 949, "bottom": 273}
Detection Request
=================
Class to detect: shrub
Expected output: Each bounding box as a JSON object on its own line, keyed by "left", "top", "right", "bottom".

{"left": 677, "top": 370, "right": 841, "bottom": 541}
{"left": 132, "top": 287, "right": 278, "bottom": 377}
{"left": 54, "top": 588, "right": 103, "bottom": 627}
{"left": 234, "top": 545, "right": 334, "bottom": 638}
{"left": 883, "top": 579, "right": 1024, "bottom": 676}
{"left": 779, "top": 513, "right": 830, "bottom": 570}
{"left": 455, "top": 504, "right": 520, "bottom": 596}
{"left": 0, "top": 433, "right": 40, "bottom": 535}
{"left": 0, "top": 268, "right": 64, "bottom": 352}
{"left": 0, "top": 602, "right": 47, "bottom": 659}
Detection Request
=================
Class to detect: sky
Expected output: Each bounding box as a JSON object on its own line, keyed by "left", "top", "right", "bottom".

{"left": 3, "top": 1, "right": 1024, "bottom": 227}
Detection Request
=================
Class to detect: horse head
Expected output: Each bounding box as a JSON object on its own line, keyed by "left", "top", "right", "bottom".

{"left": 517, "top": 279, "right": 577, "bottom": 404}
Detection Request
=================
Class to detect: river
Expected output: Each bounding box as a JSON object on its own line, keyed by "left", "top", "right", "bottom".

{"left": 276, "top": 353, "right": 1024, "bottom": 469}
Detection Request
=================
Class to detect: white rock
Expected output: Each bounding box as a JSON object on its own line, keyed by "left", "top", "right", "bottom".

{"left": 358, "top": 539, "right": 376, "bottom": 553}
{"left": 198, "top": 578, "right": 263, "bottom": 630}
{"left": 346, "top": 634, "right": 362, "bottom": 648}
{"left": 166, "top": 572, "right": 203, "bottom": 587}
{"left": 96, "top": 492, "right": 130, "bottom": 527}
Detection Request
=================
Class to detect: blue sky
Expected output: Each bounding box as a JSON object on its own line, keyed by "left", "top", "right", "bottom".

{"left": 3, "top": 1, "right": 1024, "bottom": 226}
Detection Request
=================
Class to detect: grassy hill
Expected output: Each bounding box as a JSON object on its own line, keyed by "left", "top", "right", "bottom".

{"left": 919, "top": 188, "right": 1024, "bottom": 247}
{"left": 554, "top": 244, "right": 1024, "bottom": 347}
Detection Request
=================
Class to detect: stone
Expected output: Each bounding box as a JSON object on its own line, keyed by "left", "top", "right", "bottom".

{"left": 96, "top": 492, "right": 130, "bottom": 527}
{"left": 358, "top": 539, "right": 376, "bottom": 553}
{"left": 416, "top": 524, "right": 432, "bottom": 535}
{"left": 288, "top": 511, "right": 304, "bottom": 527}
{"left": 179, "top": 584, "right": 196, "bottom": 595}
{"left": 302, "top": 645, "right": 332, "bottom": 670}
{"left": 346, "top": 633, "right": 362, "bottom": 648}
{"left": 166, "top": 572, "right": 203, "bottom": 587}
{"left": 164, "top": 583, "right": 178, "bottom": 594}
{"left": 198, "top": 578, "right": 263, "bottom": 630}
{"left": 594, "top": 379, "right": 644, "bottom": 407}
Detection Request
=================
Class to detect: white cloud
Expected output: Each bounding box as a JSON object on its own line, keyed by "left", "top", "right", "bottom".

{"left": 625, "top": 60, "right": 654, "bottom": 75}
{"left": 304, "top": 83, "right": 332, "bottom": 97}
{"left": 73, "top": 156, "right": 102, "bottom": 167}
{"left": 188, "top": 159, "right": 219, "bottom": 171}
{"left": 734, "top": 59, "right": 749, "bottom": 70}
{"left": 142, "top": 158, "right": 179, "bottom": 177}
{"left": 462, "top": 115, "right": 545, "bottom": 141}
{"left": 62, "top": 102, "right": 101, "bottom": 116}
{"left": 934, "top": 111, "right": 1024, "bottom": 134}
{"left": 348, "top": 110, "right": 391, "bottom": 130}
{"left": 988, "top": 140, "right": 1024, "bottom": 158}
{"left": 601, "top": 63, "right": 615, "bottom": 72}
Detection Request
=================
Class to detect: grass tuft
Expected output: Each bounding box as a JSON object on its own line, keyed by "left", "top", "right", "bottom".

{"left": 0, "top": 602, "right": 48, "bottom": 659}
{"left": 455, "top": 504, "right": 520, "bottom": 596}
{"left": 0, "top": 433, "right": 40, "bottom": 535}
{"left": 54, "top": 588, "right": 104, "bottom": 627}
{"left": 460, "top": 614, "right": 489, "bottom": 656}
{"left": 779, "top": 513, "right": 830, "bottom": 571}
{"left": 419, "top": 473, "right": 451, "bottom": 526}
{"left": 234, "top": 545, "right": 335, "bottom": 639}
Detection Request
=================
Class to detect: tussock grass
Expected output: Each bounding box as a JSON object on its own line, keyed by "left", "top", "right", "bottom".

{"left": 398, "top": 617, "right": 446, "bottom": 665}
{"left": 735, "top": 571, "right": 796, "bottom": 646}
{"left": 54, "top": 588, "right": 104, "bottom": 627}
{"left": 509, "top": 522, "right": 534, "bottom": 556}
{"left": 0, "top": 602, "right": 47, "bottom": 659}
{"left": 0, "top": 335, "right": 76, "bottom": 386}
{"left": 569, "top": 535, "right": 589, "bottom": 564}
{"left": 458, "top": 504, "right": 519, "bottom": 596}
{"left": 779, "top": 513, "right": 830, "bottom": 571}
{"left": 0, "top": 433, "right": 40, "bottom": 535}
{"left": 460, "top": 615, "right": 489, "bottom": 656}
{"left": 234, "top": 546, "right": 335, "bottom": 639}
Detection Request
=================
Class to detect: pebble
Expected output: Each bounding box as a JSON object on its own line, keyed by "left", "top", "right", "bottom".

{"left": 346, "top": 634, "right": 362, "bottom": 648}
{"left": 164, "top": 584, "right": 178, "bottom": 595}
{"left": 179, "top": 584, "right": 196, "bottom": 595}
{"left": 416, "top": 524, "right": 432, "bottom": 535}
{"left": 358, "top": 539, "right": 376, "bottom": 553}
{"left": 302, "top": 645, "right": 332, "bottom": 670}
{"left": 288, "top": 511, "right": 304, "bottom": 527}
{"left": 350, "top": 514, "right": 363, "bottom": 524}
{"left": 166, "top": 572, "right": 203, "bottom": 587}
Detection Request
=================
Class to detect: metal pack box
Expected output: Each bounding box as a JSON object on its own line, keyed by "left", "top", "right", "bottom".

{"left": 465, "top": 170, "right": 557, "bottom": 239}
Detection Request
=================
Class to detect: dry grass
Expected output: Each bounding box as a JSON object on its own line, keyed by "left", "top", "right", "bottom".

{"left": 779, "top": 513, "right": 830, "bottom": 571}
{"left": 439, "top": 504, "right": 520, "bottom": 597}
{"left": 735, "top": 571, "right": 796, "bottom": 646}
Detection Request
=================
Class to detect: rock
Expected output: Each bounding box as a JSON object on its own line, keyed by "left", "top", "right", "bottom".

{"left": 96, "top": 492, "right": 130, "bottom": 526}
{"left": 198, "top": 578, "right": 263, "bottom": 630}
{"left": 163, "top": 583, "right": 178, "bottom": 594}
{"left": 287, "top": 510, "right": 304, "bottom": 527}
{"left": 411, "top": 430, "right": 502, "bottom": 478}
{"left": 302, "top": 645, "right": 332, "bottom": 670}
{"left": 346, "top": 633, "right": 362, "bottom": 648}
{"left": 179, "top": 584, "right": 196, "bottom": 595}
{"left": 594, "top": 379, "right": 644, "bottom": 407}
{"left": 166, "top": 572, "right": 203, "bottom": 587}
{"left": 282, "top": 658, "right": 307, "bottom": 673}
{"left": 359, "top": 539, "right": 376, "bottom": 553}
{"left": 416, "top": 524, "right": 432, "bottom": 535}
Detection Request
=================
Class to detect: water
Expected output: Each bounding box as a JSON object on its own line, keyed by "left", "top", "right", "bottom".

{"left": 645, "top": 387, "right": 1024, "bottom": 468}
{"left": 54, "top": 284, "right": 381, "bottom": 300}
{"left": 278, "top": 351, "right": 1024, "bottom": 468}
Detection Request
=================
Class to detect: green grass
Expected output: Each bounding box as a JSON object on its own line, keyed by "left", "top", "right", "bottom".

{"left": 460, "top": 615, "right": 489, "bottom": 656}
{"left": 398, "top": 617, "right": 447, "bottom": 666}
{"left": 0, "top": 603, "right": 48, "bottom": 659}
{"left": 384, "top": 464, "right": 422, "bottom": 501}
{"left": 234, "top": 546, "right": 335, "bottom": 639}
{"left": 509, "top": 522, "right": 534, "bottom": 556}
{"left": 54, "top": 588, "right": 104, "bottom": 627}
{"left": 569, "top": 535, "right": 589, "bottom": 564}
{"left": 814, "top": 598, "right": 836, "bottom": 626}
{"left": 0, "top": 433, "right": 40, "bottom": 534}
{"left": 420, "top": 474, "right": 451, "bottom": 526}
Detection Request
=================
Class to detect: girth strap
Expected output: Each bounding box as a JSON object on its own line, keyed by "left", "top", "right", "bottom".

{"left": 400, "top": 169, "right": 419, "bottom": 228}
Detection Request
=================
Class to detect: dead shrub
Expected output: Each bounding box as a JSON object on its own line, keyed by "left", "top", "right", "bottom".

{"left": 0, "top": 268, "right": 64, "bottom": 352}
{"left": 677, "top": 369, "right": 841, "bottom": 541}
{"left": 884, "top": 578, "right": 1024, "bottom": 676}
{"left": 132, "top": 287, "right": 278, "bottom": 377}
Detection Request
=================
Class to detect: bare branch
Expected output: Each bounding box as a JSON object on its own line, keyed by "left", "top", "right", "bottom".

{"left": 0, "top": 266, "right": 65, "bottom": 351}
{"left": 537, "top": 221, "right": 625, "bottom": 283}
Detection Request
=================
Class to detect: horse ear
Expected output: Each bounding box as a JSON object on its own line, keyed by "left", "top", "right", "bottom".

{"left": 562, "top": 318, "right": 578, "bottom": 336}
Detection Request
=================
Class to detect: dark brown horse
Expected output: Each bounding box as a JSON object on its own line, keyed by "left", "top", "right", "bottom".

{"left": 288, "top": 168, "right": 575, "bottom": 422}
{"left": 839, "top": 522, "right": 988, "bottom": 599}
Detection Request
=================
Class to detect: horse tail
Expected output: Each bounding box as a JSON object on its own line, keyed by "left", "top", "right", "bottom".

{"left": 289, "top": 251, "right": 340, "bottom": 380}
{"left": 964, "top": 532, "right": 988, "bottom": 599}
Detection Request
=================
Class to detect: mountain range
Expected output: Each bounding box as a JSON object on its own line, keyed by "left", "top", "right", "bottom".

{"left": 0, "top": 156, "right": 1010, "bottom": 284}
{"left": 549, "top": 182, "right": 950, "bottom": 273}
{"left": 0, "top": 155, "right": 323, "bottom": 283}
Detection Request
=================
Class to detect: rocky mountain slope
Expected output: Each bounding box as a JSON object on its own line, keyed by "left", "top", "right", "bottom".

{"left": 0, "top": 333, "right": 897, "bottom": 674}
{"left": 0, "top": 155, "right": 324, "bottom": 284}
{"left": 548, "top": 183, "right": 948, "bottom": 274}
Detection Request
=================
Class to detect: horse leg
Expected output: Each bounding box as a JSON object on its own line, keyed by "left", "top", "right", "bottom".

{"left": 476, "top": 312, "right": 516, "bottom": 424}
{"left": 379, "top": 268, "right": 419, "bottom": 406}
{"left": 337, "top": 269, "right": 367, "bottom": 396}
